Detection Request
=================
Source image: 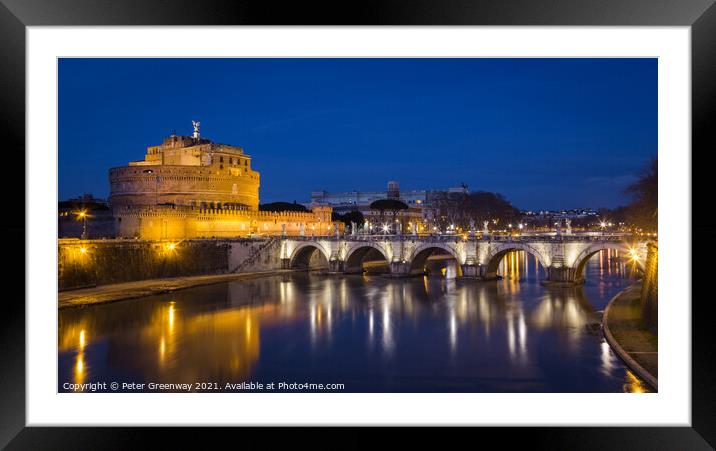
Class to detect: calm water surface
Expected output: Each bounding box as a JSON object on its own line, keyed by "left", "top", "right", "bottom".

{"left": 59, "top": 250, "right": 649, "bottom": 392}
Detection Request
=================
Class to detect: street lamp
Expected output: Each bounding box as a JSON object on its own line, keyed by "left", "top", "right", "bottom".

{"left": 76, "top": 210, "right": 88, "bottom": 240}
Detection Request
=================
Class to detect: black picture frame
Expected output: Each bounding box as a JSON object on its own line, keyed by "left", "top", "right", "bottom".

{"left": 2, "top": 0, "right": 714, "bottom": 447}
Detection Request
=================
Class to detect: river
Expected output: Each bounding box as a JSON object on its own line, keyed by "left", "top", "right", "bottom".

{"left": 58, "top": 249, "right": 649, "bottom": 393}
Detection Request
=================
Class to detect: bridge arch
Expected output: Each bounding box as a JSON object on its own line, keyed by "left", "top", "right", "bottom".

{"left": 344, "top": 243, "right": 390, "bottom": 274}
{"left": 485, "top": 243, "right": 550, "bottom": 279}
{"left": 572, "top": 242, "right": 644, "bottom": 282}
{"left": 289, "top": 242, "right": 331, "bottom": 269}
{"left": 408, "top": 243, "right": 462, "bottom": 276}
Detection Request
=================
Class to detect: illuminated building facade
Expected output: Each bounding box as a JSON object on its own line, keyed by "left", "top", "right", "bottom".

{"left": 109, "top": 132, "right": 260, "bottom": 210}
{"left": 106, "top": 124, "right": 341, "bottom": 239}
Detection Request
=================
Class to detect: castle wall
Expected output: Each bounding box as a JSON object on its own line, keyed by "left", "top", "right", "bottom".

{"left": 113, "top": 205, "right": 344, "bottom": 240}
{"left": 109, "top": 165, "right": 260, "bottom": 210}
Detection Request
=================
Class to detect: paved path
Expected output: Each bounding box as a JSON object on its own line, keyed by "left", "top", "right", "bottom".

{"left": 58, "top": 270, "right": 293, "bottom": 310}
{"left": 603, "top": 281, "right": 658, "bottom": 391}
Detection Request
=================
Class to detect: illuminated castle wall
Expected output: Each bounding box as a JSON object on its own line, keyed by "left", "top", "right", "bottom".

{"left": 113, "top": 204, "right": 339, "bottom": 240}
{"left": 109, "top": 127, "right": 341, "bottom": 239}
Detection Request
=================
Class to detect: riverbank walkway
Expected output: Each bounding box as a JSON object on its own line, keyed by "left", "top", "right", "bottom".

{"left": 58, "top": 270, "right": 293, "bottom": 310}
{"left": 603, "top": 281, "right": 658, "bottom": 391}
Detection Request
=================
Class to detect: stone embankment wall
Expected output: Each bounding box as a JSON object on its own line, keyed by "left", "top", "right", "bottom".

{"left": 58, "top": 238, "right": 283, "bottom": 291}
{"left": 640, "top": 241, "right": 658, "bottom": 334}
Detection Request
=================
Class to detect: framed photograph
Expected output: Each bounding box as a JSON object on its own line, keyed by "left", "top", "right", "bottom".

{"left": 4, "top": 0, "right": 714, "bottom": 447}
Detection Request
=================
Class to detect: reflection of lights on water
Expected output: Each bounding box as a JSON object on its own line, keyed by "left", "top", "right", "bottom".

{"left": 159, "top": 336, "right": 166, "bottom": 363}
{"left": 75, "top": 329, "right": 87, "bottom": 384}
{"left": 78, "top": 329, "right": 86, "bottom": 349}
{"left": 507, "top": 311, "right": 516, "bottom": 359}
{"left": 59, "top": 251, "right": 641, "bottom": 391}
{"left": 518, "top": 312, "right": 527, "bottom": 356}
{"left": 75, "top": 354, "right": 85, "bottom": 385}
{"left": 449, "top": 312, "right": 457, "bottom": 353}
{"left": 600, "top": 340, "right": 614, "bottom": 374}
{"left": 168, "top": 303, "right": 175, "bottom": 330}
{"left": 382, "top": 301, "right": 394, "bottom": 354}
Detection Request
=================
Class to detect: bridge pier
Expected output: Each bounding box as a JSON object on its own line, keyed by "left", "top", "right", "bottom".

{"left": 543, "top": 266, "right": 582, "bottom": 286}
{"left": 460, "top": 263, "right": 480, "bottom": 278}
{"left": 388, "top": 261, "right": 414, "bottom": 277}
{"left": 280, "top": 258, "right": 291, "bottom": 269}
{"left": 328, "top": 259, "right": 344, "bottom": 274}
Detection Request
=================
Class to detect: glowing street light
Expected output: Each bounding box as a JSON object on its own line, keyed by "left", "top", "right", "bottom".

{"left": 75, "top": 210, "right": 89, "bottom": 240}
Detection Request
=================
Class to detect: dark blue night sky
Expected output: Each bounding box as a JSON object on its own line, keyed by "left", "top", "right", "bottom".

{"left": 59, "top": 58, "right": 656, "bottom": 210}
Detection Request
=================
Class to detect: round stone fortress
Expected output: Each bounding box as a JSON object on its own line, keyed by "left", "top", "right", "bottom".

{"left": 107, "top": 123, "right": 342, "bottom": 240}
{"left": 109, "top": 132, "right": 260, "bottom": 210}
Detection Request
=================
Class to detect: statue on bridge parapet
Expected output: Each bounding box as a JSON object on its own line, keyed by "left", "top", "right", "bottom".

{"left": 299, "top": 223, "right": 305, "bottom": 237}
{"left": 482, "top": 220, "right": 489, "bottom": 238}
{"left": 351, "top": 221, "right": 357, "bottom": 236}
{"left": 565, "top": 218, "right": 572, "bottom": 235}
{"left": 555, "top": 219, "right": 562, "bottom": 237}
{"left": 469, "top": 218, "right": 475, "bottom": 238}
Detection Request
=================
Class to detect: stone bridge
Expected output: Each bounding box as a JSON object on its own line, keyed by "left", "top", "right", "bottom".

{"left": 279, "top": 234, "right": 650, "bottom": 285}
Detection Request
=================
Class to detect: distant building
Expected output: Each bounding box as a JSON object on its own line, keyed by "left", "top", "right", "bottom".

{"left": 308, "top": 181, "right": 470, "bottom": 233}
{"left": 310, "top": 181, "right": 430, "bottom": 210}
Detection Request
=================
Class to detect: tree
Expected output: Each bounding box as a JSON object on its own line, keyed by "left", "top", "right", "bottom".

{"left": 429, "top": 190, "right": 521, "bottom": 231}
{"left": 624, "top": 156, "right": 658, "bottom": 231}
{"left": 332, "top": 210, "right": 365, "bottom": 226}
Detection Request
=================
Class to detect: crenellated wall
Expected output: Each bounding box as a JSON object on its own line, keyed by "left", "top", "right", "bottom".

{"left": 113, "top": 205, "right": 344, "bottom": 240}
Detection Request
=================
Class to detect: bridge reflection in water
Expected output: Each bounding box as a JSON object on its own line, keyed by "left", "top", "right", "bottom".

{"left": 58, "top": 249, "right": 648, "bottom": 393}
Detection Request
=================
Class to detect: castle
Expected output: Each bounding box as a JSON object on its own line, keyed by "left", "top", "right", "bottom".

{"left": 109, "top": 123, "right": 341, "bottom": 240}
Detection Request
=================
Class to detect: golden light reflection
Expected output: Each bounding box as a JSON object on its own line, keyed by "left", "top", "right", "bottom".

{"left": 78, "top": 329, "right": 86, "bottom": 349}
{"left": 75, "top": 354, "right": 85, "bottom": 385}
{"left": 60, "top": 294, "right": 270, "bottom": 383}
{"left": 168, "top": 303, "right": 175, "bottom": 330}
{"left": 624, "top": 370, "right": 649, "bottom": 393}
{"left": 58, "top": 259, "right": 642, "bottom": 391}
